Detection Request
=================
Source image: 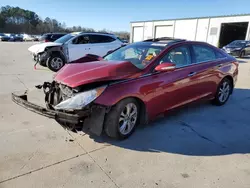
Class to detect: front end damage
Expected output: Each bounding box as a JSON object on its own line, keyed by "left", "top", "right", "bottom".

{"left": 32, "top": 45, "right": 67, "bottom": 67}
{"left": 12, "top": 81, "right": 109, "bottom": 135}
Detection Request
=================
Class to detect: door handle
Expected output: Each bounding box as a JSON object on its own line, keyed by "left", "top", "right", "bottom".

{"left": 188, "top": 72, "right": 196, "bottom": 77}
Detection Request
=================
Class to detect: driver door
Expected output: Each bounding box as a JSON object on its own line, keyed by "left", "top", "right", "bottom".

{"left": 67, "top": 35, "right": 92, "bottom": 62}
{"left": 146, "top": 45, "right": 195, "bottom": 117}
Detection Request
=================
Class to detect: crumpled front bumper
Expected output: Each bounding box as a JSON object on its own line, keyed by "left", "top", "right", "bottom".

{"left": 12, "top": 90, "right": 107, "bottom": 135}
{"left": 32, "top": 52, "right": 49, "bottom": 66}
{"left": 12, "top": 92, "right": 89, "bottom": 124}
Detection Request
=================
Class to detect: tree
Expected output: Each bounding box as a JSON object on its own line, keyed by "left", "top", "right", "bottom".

{"left": 0, "top": 5, "right": 130, "bottom": 40}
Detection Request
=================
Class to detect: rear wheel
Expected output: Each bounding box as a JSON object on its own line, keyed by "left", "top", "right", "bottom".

{"left": 46, "top": 53, "right": 65, "bottom": 72}
{"left": 104, "top": 98, "right": 140, "bottom": 140}
{"left": 212, "top": 78, "right": 232, "bottom": 106}
{"left": 240, "top": 51, "right": 245, "bottom": 58}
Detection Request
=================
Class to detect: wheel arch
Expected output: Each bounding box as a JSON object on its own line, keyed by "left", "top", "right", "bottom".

{"left": 45, "top": 46, "right": 66, "bottom": 61}
{"left": 105, "top": 96, "right": 149, "bottom": 126}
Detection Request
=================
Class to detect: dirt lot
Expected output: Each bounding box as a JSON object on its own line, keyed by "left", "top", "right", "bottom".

{"left": 1, "top": 42, "right": 250, "bottom": 188}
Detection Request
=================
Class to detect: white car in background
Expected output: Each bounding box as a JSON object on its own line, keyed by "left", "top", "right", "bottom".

{"left": 28, "top": 32, "right": 125, "bottom": 72}
{"left": 23, "top": 34, "right": 35, "bottom": 41}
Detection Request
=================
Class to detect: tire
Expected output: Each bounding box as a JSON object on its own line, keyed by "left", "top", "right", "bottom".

{"left": 104, "top": 98, "right": 140, "bottom": 140}
{"left": 46, "top": 53, "right": 65, "bottom": 72}
{"left": 239, "top": 51, "right": 245, "bottom": 58}
{"left": 212, "top": 78, "right": 232, "bottom": 106}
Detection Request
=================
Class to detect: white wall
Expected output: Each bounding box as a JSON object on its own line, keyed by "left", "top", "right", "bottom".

{"left": 143, "top": 22, "right": 153, "bottom": 40}
{"left": 153, "top": 20, "right": 175, "bottom": 38}
{"left": 132, "top": 27, "right": 144, "bottom": 42}
{"left": 130, "top": 22, "right": 144, "bottom": 43}
{"left": 155, "top": 25, "right": 174, "bottom": 38}
{"left": 131, "top": 15, "right": 250, "bottom": 46}
{"left": 174, "top": 19, "right": 197, "bottom": 40}
{"left": 195, "top": 18, "right": 210, "bottom": 42}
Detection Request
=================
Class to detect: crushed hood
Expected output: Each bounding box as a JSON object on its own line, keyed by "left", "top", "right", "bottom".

{"left": 54, "top": 61, "right": 141, "bottom": 88}
{"left": 28, "top": 42, "right": 62, "bottom": 54}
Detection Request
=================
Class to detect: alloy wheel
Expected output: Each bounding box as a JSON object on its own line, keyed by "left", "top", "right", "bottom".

{"left": 51, "top": 57, "right": 63, "bottom": 70}
{"left": 218, "top": 81, "right": 230, "bottom": 103}
{"left": 119, "top": 103, "right": 138, "bottom": 135}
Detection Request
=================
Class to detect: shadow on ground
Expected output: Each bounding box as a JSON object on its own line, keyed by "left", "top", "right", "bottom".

{"left": 86, "top": 88, "right": 250, "bottom": 156}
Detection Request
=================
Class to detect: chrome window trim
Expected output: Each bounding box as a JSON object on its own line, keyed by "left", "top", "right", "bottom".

{"left": 176, "top": 57, "right": 227, "bottom": 69}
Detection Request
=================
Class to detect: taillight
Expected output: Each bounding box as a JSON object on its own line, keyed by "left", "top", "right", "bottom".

{"left": 44, "top": 39, "right": 49, "bottom": 42}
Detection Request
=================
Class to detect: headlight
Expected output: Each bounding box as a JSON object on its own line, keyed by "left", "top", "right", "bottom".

{"left": 54, "top": 85, "right": 107, "bottom": 110}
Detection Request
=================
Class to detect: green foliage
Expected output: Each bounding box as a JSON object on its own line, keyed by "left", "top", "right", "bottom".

{"left": 0, "top": 5, "right": 130, "bottom": 40}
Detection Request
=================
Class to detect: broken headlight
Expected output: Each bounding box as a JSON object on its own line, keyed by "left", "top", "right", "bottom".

{"left": 54, "top": 85, "right": 107, "bottom": 110}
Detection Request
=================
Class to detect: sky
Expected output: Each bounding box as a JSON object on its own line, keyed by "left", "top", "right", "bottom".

{"left": 1, "top": 0, "right": 250, "bottom": 32}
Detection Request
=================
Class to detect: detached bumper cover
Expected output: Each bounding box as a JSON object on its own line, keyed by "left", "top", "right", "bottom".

{"left": 11, "top": 92, "right": 89, "bottom": 124}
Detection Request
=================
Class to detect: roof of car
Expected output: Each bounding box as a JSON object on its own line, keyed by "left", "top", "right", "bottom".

{"left": 73, "top": 32, "right": 115, "bottom": 36}
{"left": 134, "top": 37, "right": 187, "bottom": 47}
{"left": 44, "top": 33, "right": 66, "bottom": 35}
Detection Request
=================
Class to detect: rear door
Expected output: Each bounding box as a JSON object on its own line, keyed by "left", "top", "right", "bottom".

{"left": 188, "top": 44, "right": 227, "bottom": 99}
{"left": 67, "top": 35, "right": 92, "bottom": 62}
{"left": 88, "top": 34, "right": 122, "bottom": 57}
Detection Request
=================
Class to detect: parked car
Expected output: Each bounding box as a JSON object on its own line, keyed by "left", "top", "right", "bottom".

{"left": 222, "top": 40, "right": 250, "bottom": 57}
{"left": 0, "top": 33, "right": 10, "bottom": 41}
{"left": 119, "top": 38, "right": 129, "bottom": 44}
{"left": 32, "top": 35, "right": 41, "bottom": 41}
{"left": 8, "top": 34, "right": 23, "bottom": 41}
{"left": 13, "top": 38, "right": 238, "bottom": 139}
{"left": 28, "top": 32, "right": 124, "bottom": 72}
{"left": 39, "top": 33, "right": 66, "bottom": 42}
{"left": 23, "top": 34, "right": 35, "bottom": 41}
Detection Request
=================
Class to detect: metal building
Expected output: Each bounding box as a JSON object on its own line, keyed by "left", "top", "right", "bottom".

{"left": 130, "top": 14, "right": 250, "bottom": 48}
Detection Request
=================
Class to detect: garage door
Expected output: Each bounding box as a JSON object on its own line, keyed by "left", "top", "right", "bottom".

{"left": 133, "top": 27, "right": 143, "bottom": 42}
{"left": 155, "top": 25, "right": 173, "bottom": 38}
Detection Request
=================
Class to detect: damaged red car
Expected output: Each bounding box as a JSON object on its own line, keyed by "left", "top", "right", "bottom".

{"left": 12, "top": 38, "right": 238, "bottom": 139}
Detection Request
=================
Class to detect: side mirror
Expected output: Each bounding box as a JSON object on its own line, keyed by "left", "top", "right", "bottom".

{"left": 246, "top": 43, "right": 250, "bottom": 47}
{"left": 155, "top": 63, "right": 176, "bottom": 72}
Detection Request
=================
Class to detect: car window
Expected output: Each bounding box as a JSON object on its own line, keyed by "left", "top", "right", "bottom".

{"left": 193, "top": 45, "right": 216, "bottom": 63}
{"left": 104, "top": 43, "right": 164, "bottom": 69}
{"left": 216, "top": 51, "right": 226, "bottom": 59}
{"left": 51, "top": 34, "right": 58, "bottom": 39}
{"left": 51, "top": 35, "right": 58, "bottom": 39}
{"left": 159, "top": 46, "right": 191, "bottom": 67}
{"left": 72, "top": 35, "right": 90, "bottom": 44}
{"left": 89, "top": 35, "right": 116, "bottom": 43}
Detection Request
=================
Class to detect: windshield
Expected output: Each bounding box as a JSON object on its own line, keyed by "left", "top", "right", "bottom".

{"left": 54, "top": 33, "right": 75, "bottom": 43}
{"left": 229, "top": 40, "right": 247, "bottom": 47}
{"left": 104, "top": 43, "right": 165, "bottom": 69}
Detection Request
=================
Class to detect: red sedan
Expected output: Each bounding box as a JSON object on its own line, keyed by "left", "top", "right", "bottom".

{"left": 12, "top": 38, "right": 239, "bottom": 139}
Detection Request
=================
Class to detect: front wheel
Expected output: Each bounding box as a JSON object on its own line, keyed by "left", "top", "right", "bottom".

{"left": 46, "top": 53, "right": 65, "bottom": 72}
{"left": 104, "top": 98, "right": 140, "bottom": 140}
{"left": 212, "top": 78, "right": 232, "bottom": 106}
